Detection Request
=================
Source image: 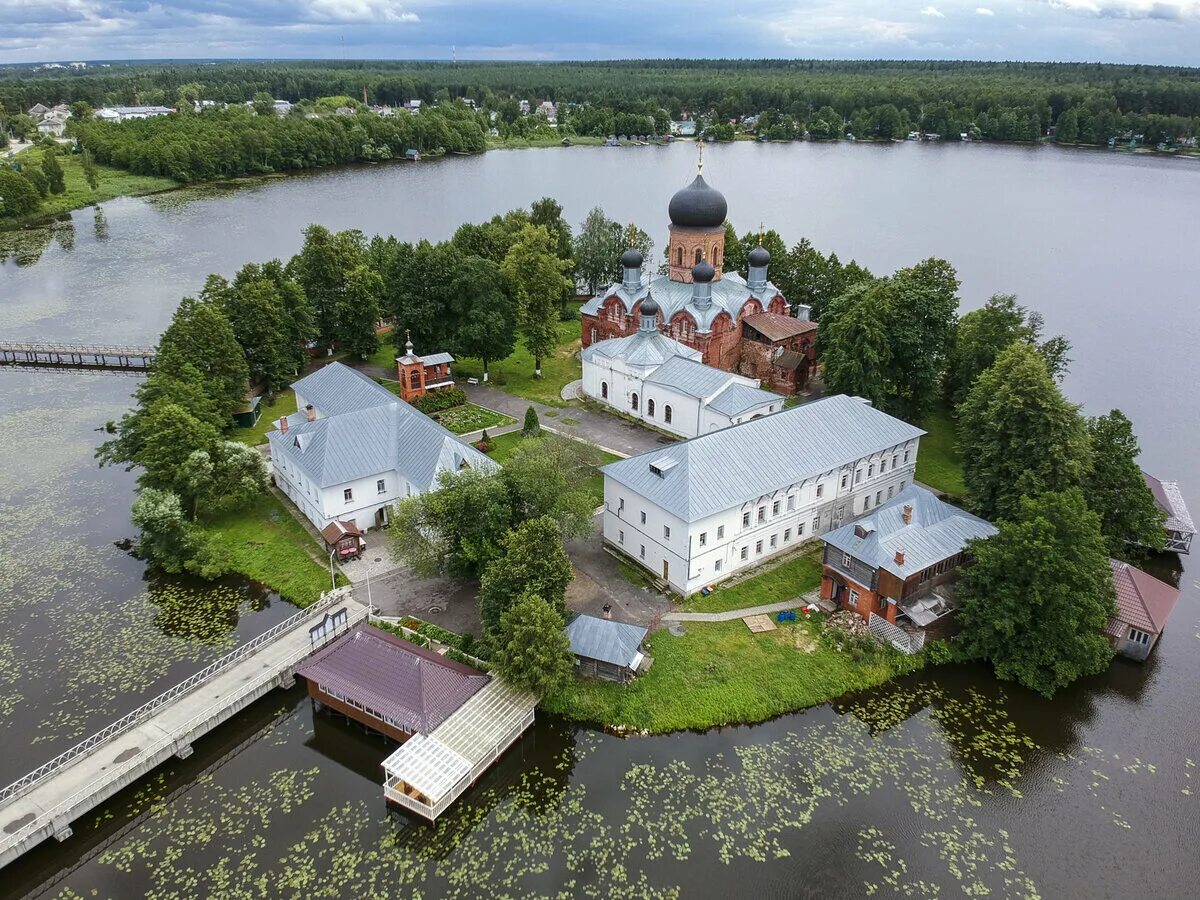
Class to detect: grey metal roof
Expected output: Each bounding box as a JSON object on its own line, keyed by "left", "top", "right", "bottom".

{"left": 269, "top": 363, "right": 496, "bottom": 490}
{"left": 567, "top": 615, "right": 647, "bottom": 668}
{"left": 1143, "top": 471, "right": 1195, "bottom": 536}
{"left": 420, "top": 352, "right": 455, "bottom": 366}
{"left": 601, "top": 395, "right": 926, "bottom": 523}
{"left": 582, "top": 271, "right": 782, "bottom": 335}
{"left": 644, "top": 355, "right": 736, "bottom": 398}
{"left": 581, "top": 329, "right": 700, "bottom": 369}
{"left": 705, "top": 382, "right": 780, "bottom": 417}
{"left": 822, "top": 485, "right": 997, "bottom": 580}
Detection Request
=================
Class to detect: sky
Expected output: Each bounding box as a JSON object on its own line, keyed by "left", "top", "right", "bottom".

{"left": 1, "top": 1, "right": 1199, "bottom": 67}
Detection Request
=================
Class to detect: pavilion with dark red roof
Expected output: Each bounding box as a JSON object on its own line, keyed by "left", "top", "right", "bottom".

{"left": 1107, "top": 560, "right": 1182, "bottom": 661}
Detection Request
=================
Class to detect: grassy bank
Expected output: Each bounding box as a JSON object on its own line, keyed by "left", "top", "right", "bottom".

{"left": 543, "top": 613, "right": 923, "bottom": 733}
{"left": 2, "top": 147, "right": 178, "bottom": 230}
{"left": 915, "top": 403, "right": 967, "bottom": 499}
{"left": 486, "top": 135, "right": 606, "bottom": 149}
{"left": 682, "top": 545, "right": 823, "bottom": 614}
{"left": 198, "top": 493, "right": 343, "bottom": 607}
{"left": 454, "top": 320, "right": 582, "bottom": 407}
{"left": 231, "top": 390, "right": 295, "bottom": 446}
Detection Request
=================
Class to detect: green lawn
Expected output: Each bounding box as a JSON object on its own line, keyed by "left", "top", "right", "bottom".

{"left": 432, "top": 404, "right": 514, "bottom": 435}
{"left": 198, "top": 493, "right": 344, "bottom": 607}
{"left": 542, "top": 614, "right": 922, "bottom": 733}
{"left": 231, "top": 390, "right": 295, "bottom": 446}
{"left": 916, "top": 403, "right": 967, "bottom": 499}
{"left": 682, "top": 546, "right": 824, "bottom": 613}
{"left": 366, "top": 343, "right": 398, "bottom": 371}
{"left": 454, "top": 320, "right": 582, "bottom": 407}
{"left": 483, "top": 430, "right": 620, "bottom": 506}
{"left": 486, "top": 134, "right": 606, "bottom": 149}
{"left": 2, "top": 147, "right": 178, "bottom": 229}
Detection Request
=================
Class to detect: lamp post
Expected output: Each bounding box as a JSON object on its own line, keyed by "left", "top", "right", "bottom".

{"left": 328, "top": 548, "right": 337, "bottom": 591}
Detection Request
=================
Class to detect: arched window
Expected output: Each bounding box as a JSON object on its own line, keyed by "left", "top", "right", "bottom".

{"left": 676, "top": 247, "right": 683, "bottom": 266}
{"left": 712, "top": 244, "right": 720, "bottom": 265}
{"left": 694, "top": 247, "right": 702, "bottom": 264}
{"left": 409, "top": 369, "right": 421, "bottom": 389}
{"left": 664, "top": 405, "right": 673, "bottom": 424}
{"left": 590, "top": 328, "right": 597, "bottom": 343}
{"left": 647, "top": 398, "right": 655, "bottom": 417}
{"left": 631, "top": 392, "right": 639, "bottom": 411}
{"left": 601, "top": 381, "right": 608, "bottom": 399}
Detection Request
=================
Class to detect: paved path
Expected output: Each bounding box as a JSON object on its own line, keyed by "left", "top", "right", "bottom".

{"left": 663, "top": 589, "right": 821, "bottom": 622}
{"left": 560, "top": 379, "right": 583, "bottom": 401}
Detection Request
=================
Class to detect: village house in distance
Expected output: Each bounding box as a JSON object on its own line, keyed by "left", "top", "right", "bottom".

{"left": 580, "top": 163, "right": 819, "bottom": 395}
{"left": 599, "top": 394, "right": 924, "bottom": 594}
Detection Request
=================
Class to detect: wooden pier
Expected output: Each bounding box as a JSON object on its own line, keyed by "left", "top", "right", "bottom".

{"left": 0, "top": 589, "right": 368, "bottom": 870}
{"left": 0, "top": 341, "right": 157, "bottom": 372}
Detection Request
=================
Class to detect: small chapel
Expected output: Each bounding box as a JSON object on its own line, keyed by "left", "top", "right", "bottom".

{"left": 579, "top": 161, "right": 818, "bottom": 395}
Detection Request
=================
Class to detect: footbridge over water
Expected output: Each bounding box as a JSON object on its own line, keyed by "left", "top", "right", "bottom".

{"left": 0, "top": 341, "right": 157, "bottom": 372}
{"left": 0, "top": 588, "right": 368, "bottom": 870}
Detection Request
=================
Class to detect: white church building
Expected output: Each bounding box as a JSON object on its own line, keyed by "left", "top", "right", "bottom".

{"left": 581, "top": 297, "right": 782, "bottom": 438}
{"left": 267, "top": 363, "right": 496, "bottom": 533}
{"left": 599, "top": 394, "right": 926, "bottom": 595}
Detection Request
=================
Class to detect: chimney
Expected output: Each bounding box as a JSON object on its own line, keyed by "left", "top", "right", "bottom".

{"left": 602, "top": 603, "right": 613, "bottom": 620}
{"left": 280, "top": 416, "right": 288, "bottom": 434}
{"left": 902, "top": 504, "right": 913, "bottom": 525}
{"left": 305, "top": 404, "right": 316, "bottom": 422}
{"left": 894, "top": 549, "right": 905, "bottom": 566}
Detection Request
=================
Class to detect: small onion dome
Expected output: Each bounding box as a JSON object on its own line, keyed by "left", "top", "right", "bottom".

{"left": 691, "top": 260, "right": 716, "bottom": 283}
{"left": 621, "top": 248, "right": 644, "bottom": 268}
{"left": 668, "top": 174, "right": 728, "bottom": 228}
{"left": 639, "top": 297, "right": 660, "bottom": 316}
{"left": 748, "top": 245, "right": 771, "bottom": 267}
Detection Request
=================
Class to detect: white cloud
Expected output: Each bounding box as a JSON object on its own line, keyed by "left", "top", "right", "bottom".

{"left": 305, "top": 1, "right": 420, "bottom": 23}
{"left": 1046, "top": 0, "right": 1200, "bottom": 18}
{"left": 921, "top": 5, "right": 945, "bottom": 16}
{"left": 976, "top": 6, "right": 996, "bottom": 14}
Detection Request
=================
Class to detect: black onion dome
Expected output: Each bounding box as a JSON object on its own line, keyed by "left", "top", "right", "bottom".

{"left": 668, "top": 174, "right": 728, "bottom": 228}
{"left": 639, "top": 297, "right": 660, "bottom": 316}
{"left": 748, "top": 245, "right": 771, "bottom": 267}
{"left": 620, "top": 248, "right": 644, "bottom": 268}
{"left": 691, "top": 260, "right": 715, "bottom": 283}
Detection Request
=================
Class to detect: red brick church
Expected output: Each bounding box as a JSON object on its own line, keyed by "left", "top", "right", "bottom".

{"left": 579, "top": 164, "right": 818, "bottom": 394}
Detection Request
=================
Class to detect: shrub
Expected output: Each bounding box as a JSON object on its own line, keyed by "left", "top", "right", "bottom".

{"left": 523, "top": 406, "right": 540, "bottom": 436}
{"left": 0, "top": 167, "right": 40, "bottom": 217}
{"left": 412, "top": 386, "right": 467, "bottom": 414}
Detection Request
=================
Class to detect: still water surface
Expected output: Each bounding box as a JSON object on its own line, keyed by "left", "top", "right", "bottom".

{"left": 1, "top": 142, "right": 1198, "bottom": 898}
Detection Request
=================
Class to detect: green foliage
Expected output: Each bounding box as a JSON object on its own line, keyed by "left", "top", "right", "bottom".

{"left": 447, "top": 255, "right": 518, "bottom": 374}
{"left": 131, "top": 487, "right": 217, "bottom": 576}
{"left": 479, "top": 516, "right": 573, "bottom": 639}
{"left": 522, "top": 405, "right": 540, "bottom": 436}
{"left": 502, "top": 224, "right": 573, "bottom": 375}
{"left": 573, "top": 207, "right": 653, "bottom": 293}
{"left": 682, "top": 547, "right": 823, "bottom": 614}
{"left": 957, "top": 343, "right": 1092, "bottom": 522}
{"left": 182, "top": 440, "right": 269, "bottom": 517}
{"left": 502, "top": 432, "right": 603, "bottom": 538}
{"left": 818, "top": 282, "right": 891, "bottom": 408}
{"left": 80, "top": 148, "right": 100, "bottom": 191}
{"left": 956, "top": 490, "right": 1117, "bottom": 698}
{"left": 0, "top": 167, "right": 41, "bottom": 217}
{"left": 491, "top": 592, "right": 574, "bottom": 696}
{"left": 338, "top": 264, "right": 383, "bottom": 359}
{"left": 156, "top": 295, "right": 250, "bottom": 414}
{"left": 1084, "top": 410, "right": 1167, "bottom": 556}
{"left": 41, "top": 147, "right": 66, "bottom": 195}
{"left": 288, "top": 225, "right": 373, "bottom": 350}
{"left": 411, "top": 386, "right": 467, "bottom": 414}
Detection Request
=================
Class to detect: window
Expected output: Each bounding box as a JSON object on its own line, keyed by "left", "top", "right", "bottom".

{"left": 712, "top": 244, "right": 720, "bottom": 264}
{"left": 377, "top": 479, "right": 386, "bottom": 494}
{"left": 676, "top": 247, "right": 683, "bottom": 266}
{"left": 647, "top": 398, "right": 655, "bottom": 417}
{"left": 699, "top": 532, "right": 707, "bottom": 547}
{"left": 769, "top": 534, "right": 777, "bottom": 548}
{"left": 849, "top": 589, "right": 860, "bottom": 605}
{"left": 758, "top": 506, "right": 766, "bottom": 523}
{"left": 663, "top": 525, "right": 671, "bottom": 539}
{"left": 640, "top": 511, "right": 647, "bottom": 525}
{"left": 631, "top": 392, "right": 639, "bottom": 411}
{"left": 841, "top": 473, "right": 849, "bottom": 489}
{"left": 772, "top": 500, "right": 781, "bottom": 515}
{"left": 694, "top": 247, "right": 703, "bottom": 264}
{"left": 714, "top": 559, "right": 723, "bottom": 572}
{"left": 343, "top": 488, "right": 353, "bottom": 503}
{"left": 879, "top": 595, "right": 887, "bottom": 611}
{"left": 740, "top": 546, "right": 748, "bottom": 561}
{"left": 664, "top": 405, "right": 673, "bottom": 424}
{"left": 640, "top": 545, "right": 646, "bottom": 559}
{"left": 837, "top": 505, "right": 845, "bottom": 518}
{"left": 879, "top": 458, "right": 886, "bottom": 473}
{"left": 812, "top": 516, "right": 820, "bottom": 532}
{"left": 618, "top": 530, "right": 625, "bottom": 544}
{"left": 876, "top": 491, "right": 882, "bottom": 504}
{"left": 601, "top": 381, "right": 608, "bottom": 400}
{"left": 892, "top": 455, "right": 898, "bottom": 468}
{"left": 798, "top": 522, "right": 805, "bottom": 536}
{"left": 868, "top": 463, "right": 874, "bottom": 477}
{"left": 887, "top": 486, "right": 894, "bottom": 499}
{"left": 904, "top": 449, "right": 910, "bottom": 463}
{"left": 900, "top": 480, "right": 906, "bottom": 490}
{"left": 591, "top": 328, "right": 598, "bottom": 343}
{"left": 855, "top": 469, "right": 863, "bottom": 484}
{"left": 755, "top": 540, "right": 763, "bottom": 554}
{"left": 409, "top": 369, "right": 421, "bottom": 390}
{"left": 842, "top": 551, "right": 852, "bottom": 568}
{"left": 787, "top": 495, "right": 796, "bottom": 510}
{"left": 618, "top": 497, "right": 625, "bottom": 513}
{"left": 1128, "top": 627, "right": 1151, "bottom": 645}
{"left": 784, "top": 528, "right": 792, "bottom": 542}
{"left": 742, "top": 511, "right": 751, "bottom": 528}
{"left": 863, "top": 496, "right": 870, "bottom": 511}
{"left": 815, "top": 484, "right": 824, "bottom": 499}
{"left": 717, "top": 525, "right": 725, "bottom": 539}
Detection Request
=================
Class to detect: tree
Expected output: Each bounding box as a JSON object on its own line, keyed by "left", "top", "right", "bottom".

{"left": 69, "top": 101, "right": 94, "bottom": 123}
{"left": 42, "top": 148, "right": 66, "bottom": 195}
{"left": 501, "top": 225, "right": 572, "bottom": 377}
{"left": 817, "top": 282, "right": 892, "bottom": 408}
{"left": 957, "top": 490, "right": 1117, "bottom": 697}
{"left": 1084, "top": 410, "right": 1166, "bottom": 556}
{"left": 491, "top": 592, "right": 574, "bottom": 696}
{"left": 130, "top": 401, "right": 222, "bottom": 494}
{"left": 523, "top": 406, "right": 540, "bottom": 436}
{"left": 449, "top": 255, "right": 517, "bottom": 381}
{"left": 391, "top": 467, "right": 513, "bottom": 577}
{"left": 252, "top": 91, "right": 276, "bottom": 117}
{"left": 232, "top": 260, "right": 313, "bottom": 386}
{"left": 182, "top": 440, "right": 269, "bottom": 517}
{"left": 958, "top": 343, "right": 1091, "bottom": 522}
{"left": 337, "top": 264, "right": 382, "bottom": 359}
{"left": 81, "top": 148, "right": 100, "bottom": 191}
{"left": 501, "top": 432, "right": 601, "bottom": 540}
{"left": 573, "top": 207, "right": 623, "bottom": 294}
{"left": 130, "top": 487, "right": 217, "bottom": 576}
{"left": 289, "top": 225, "right": 369, "bottom": 348}
{"left": 479, "top": 516, "right": 573, "bottom": 639}
{"left": 0, "top": 168, "right": 40, "bottom": 218}
{"left": 156, "top": 295, "right": 250, "bottom": 414}
{"left": 881, "top": 258, "right": 960, "bottom": 422}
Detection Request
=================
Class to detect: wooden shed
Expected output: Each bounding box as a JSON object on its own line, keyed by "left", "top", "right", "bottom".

{"left": 566, "top": 615, "right": 648, "bottom": 683}
{"left": 321, "top": 519, "right": 365, "bottom": 561}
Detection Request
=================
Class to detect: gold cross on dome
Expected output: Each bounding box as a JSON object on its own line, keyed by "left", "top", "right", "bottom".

{"left": 697, "top": 141, "right": 704, "bottom": 174}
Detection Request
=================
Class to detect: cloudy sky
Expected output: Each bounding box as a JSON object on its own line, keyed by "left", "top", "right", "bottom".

{"left": 2, "top": 1, "right": 1198, "bottom": 66}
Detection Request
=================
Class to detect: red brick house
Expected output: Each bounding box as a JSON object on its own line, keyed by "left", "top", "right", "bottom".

{"left": 395, "top": 332, "right": 455, "bottom": 402}
{"left": 579, "top": 165, "right": 817, "bottom": 395}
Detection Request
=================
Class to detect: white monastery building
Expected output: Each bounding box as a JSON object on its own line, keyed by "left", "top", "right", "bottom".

{"left": 581, "top": 297, "right": 782, "bottom": 438}
{"left": 600, "top": 394, "right": 926, "bottom": 595}
{"left": 267, "top": 363, "right": 495, "bottom": 533}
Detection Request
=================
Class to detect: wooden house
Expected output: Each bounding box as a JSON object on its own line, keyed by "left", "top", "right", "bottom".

{"left": 566, "top": 615, "right": 648, "bottom": 683}
{"left": 1142, "top": 471, "right": 1194, "bottom": 554}
{"left": 321, "top": 519, "right": 365, "bottom": 561}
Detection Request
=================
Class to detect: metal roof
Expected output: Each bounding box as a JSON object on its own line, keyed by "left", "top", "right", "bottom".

{"left": 1108, "top": 559, "right": 1180, "bottom": 635}
{"left": 822, "top": 485, "right": 997, "bottom": 580}
{"left": 291, "top": 362, "right": 396, "bottom": 418}
{"left": 644, "top": 355, "right": 737, "bottom": 398}
{"left": 419, "top": 352, "right": 455, "bottom": 366}
{"left": 602, "top": 395, "right": 925, "bottom": 523}
{"left": 296, "top": 625, "right": 488, "bottom": 735}
{"left": 582, "top": 271, "right": 781, "bottom": 335}
{"left": 742, "top": 312, "right": 818, "bottom": 341}
{"left": 581, "top": 329, "right": 700, "bottom": 369}
{"left": 1143, "top": 471, "right": 1195, "bottom": 536}
{"left": 705, "top": 382, "right": 781, "bottom": 417}
{"left": 567, "top": 615, "right": 648, "bottom": 668}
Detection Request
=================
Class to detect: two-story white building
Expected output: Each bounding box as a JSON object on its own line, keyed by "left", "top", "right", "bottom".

{"left": 600, "top": 394, "right": 926, "bottom": 595}
{"left": 267, "top": 363, "right": 496, "bottom": 533}
{"left": 581, "top": 295, "right": 782, "bottom": 438}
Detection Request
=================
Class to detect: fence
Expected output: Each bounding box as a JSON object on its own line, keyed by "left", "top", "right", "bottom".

{"left": 868, "top": 612, "right": 926, "bottom": 655}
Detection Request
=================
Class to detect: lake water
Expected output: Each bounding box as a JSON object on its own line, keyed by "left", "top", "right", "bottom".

{"left": 2, "top": 141, "right": 1198, "bottom": 898}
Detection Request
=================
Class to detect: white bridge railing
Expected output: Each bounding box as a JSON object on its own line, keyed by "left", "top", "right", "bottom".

{"left": 868, "top": 612, "right": 926, "bottom": 655}
{"left": 0, "top": 590, "right": 347, "bottom": 806}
